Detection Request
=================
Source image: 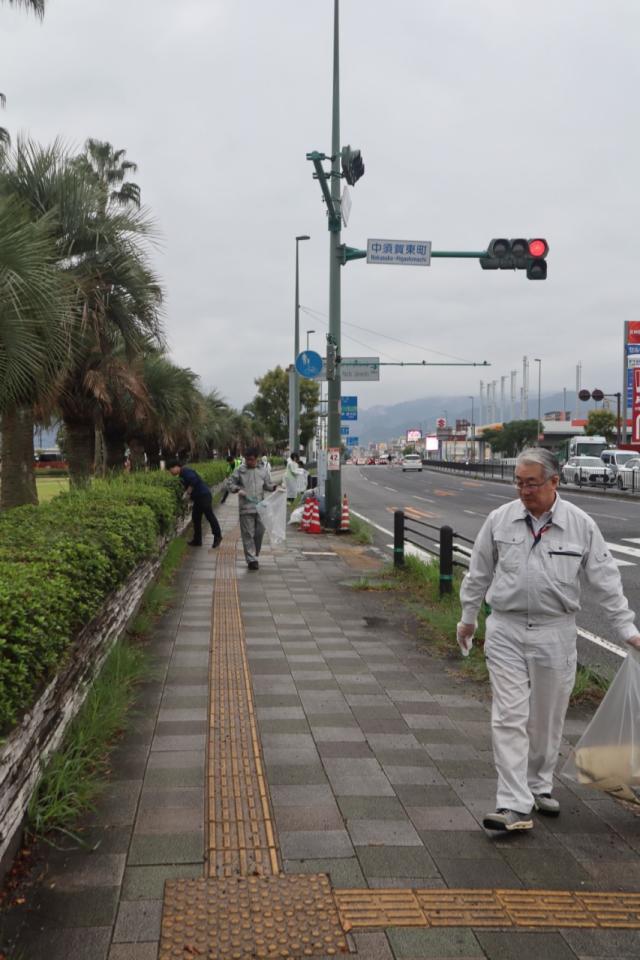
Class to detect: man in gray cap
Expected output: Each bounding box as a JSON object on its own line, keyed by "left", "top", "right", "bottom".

{"left": 458, "top": 447, "right": 640, "bottom": 832}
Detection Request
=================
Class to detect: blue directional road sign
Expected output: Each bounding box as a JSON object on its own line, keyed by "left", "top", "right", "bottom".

{"left": 346, "top": 436, "right": 359, "bottom": 446}
{"left": 340, "top": 426, "right": 350, "bottom": 436}
{"left": 341, "top": 396, "right": 357, "bottom": 421}
{"left": 295, "top": 350, "right": 323, "bottom": 378}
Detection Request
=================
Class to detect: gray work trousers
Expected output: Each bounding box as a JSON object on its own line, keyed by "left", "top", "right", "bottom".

{"left": 239, "top": 511, "right": 265, "bottom": 564}
{"left": 484, "top": 613, "right": 577, "bottom": 813}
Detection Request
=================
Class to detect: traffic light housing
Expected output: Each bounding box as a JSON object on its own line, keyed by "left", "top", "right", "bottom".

{"left": 341, "top": 145, "right": 365, "bottom": 186}
{"left": 480, "top": 238, "right": 548, "bottom": 279}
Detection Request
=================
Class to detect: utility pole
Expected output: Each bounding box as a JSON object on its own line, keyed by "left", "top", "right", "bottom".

{"left": 522, "top": 356, "right": 529, "bottom": 418}
{"left": 510, "top": 370, "right": 517, "bottom": 422}
{"left": 479, "top": 380, "right": 485, "bottom": 426}
{"left": 575, "top": 362, "right": 582, "bottom": 421}
{"left": 500, "top": 375, "right": 506, "bottom": 423}
{"left": 534, "top": 358, "right": 542, "bottom": 436}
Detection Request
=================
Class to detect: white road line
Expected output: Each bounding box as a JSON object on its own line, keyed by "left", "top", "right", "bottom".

{"left": 577, "top": 628, "right": 627, "bottom": 659}
{"left": 607, "top": 542, "right": 640, "bottom": 558}
{"left": 624, "top": 538, "right": 640, "bottom": 544}
{"left": 615, "top": 559, "right": 635, "bottom": 567}
{"left": 587, "top": 511, "right": 627, "bottom": 521}
{"left": 487, "top": 493, "right": 511, "bottom": 500}
{"left": 370, "top": 481, "right": 379, "bottom": 486}
{"left": 384, "top": 486, "right": 398, "bottom": 492}
{"left": 414, "top": 495, "right": 435, "bottom": 503}
{"left": 464, "top": 509, "right": 486, "bottom": 517}
{"left": 350, "top": 510, "right": 392, "bottom": 538}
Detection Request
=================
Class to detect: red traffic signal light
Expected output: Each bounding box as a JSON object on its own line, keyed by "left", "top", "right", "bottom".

{"left": 528, "top": 239, "right": 548, "bottom": 258}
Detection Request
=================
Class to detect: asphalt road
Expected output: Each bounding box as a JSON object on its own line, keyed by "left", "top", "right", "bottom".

{"left": 343, "top": 463, "right": 640, "bottom": 675}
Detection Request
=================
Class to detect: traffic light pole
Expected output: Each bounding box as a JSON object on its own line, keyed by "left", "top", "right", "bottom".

{"left": 326, "top": 0, "right": 342, "bottom": 529}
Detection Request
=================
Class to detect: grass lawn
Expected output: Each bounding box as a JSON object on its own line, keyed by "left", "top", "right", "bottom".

{"left": 36, "top": 477, "right": 69, "bottom": 502}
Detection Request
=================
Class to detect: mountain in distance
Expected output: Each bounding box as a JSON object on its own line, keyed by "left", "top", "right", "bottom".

{"left": 357, "top": 390, "right": 587, "bottom": 446}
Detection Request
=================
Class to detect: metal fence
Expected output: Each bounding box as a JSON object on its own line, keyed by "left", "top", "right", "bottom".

{"left": 424, "top": 459, "right": 640, "bottom": 495}
{"left": 393, "top": 509, "right": 474, "bottom": 595}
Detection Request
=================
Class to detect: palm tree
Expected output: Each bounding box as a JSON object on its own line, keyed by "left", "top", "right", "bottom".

{"left": 1, "top": 138, "right": 163, "bottom": 493}
{"left": 73, "top": 139, "right": 140, "bottom": 210}
{"left": 0, "top": 196, "right": 71, "bottom": 508}
{"left": 2, "top": 1, "right": 45, "bottom": 14}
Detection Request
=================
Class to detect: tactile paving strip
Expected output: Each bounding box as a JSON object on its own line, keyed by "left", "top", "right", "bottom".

{"left": 335, "top": 888, "right": 640, "bottom": 930}
{"left": 160, "top": 874, "right": 350, "bottom": 959}
{"left": 207, "top": 534, "right": 280, "bottom": 878}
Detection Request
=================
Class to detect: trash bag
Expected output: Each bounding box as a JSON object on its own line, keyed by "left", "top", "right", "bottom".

{"left": 289, "top": 505, "right": 305, "bottom": 525}
{"left": 255, "top": 489, "right": 287, "bottom": 545}
{"left": 561, "top": 649, "right": 640, "bottom": 804}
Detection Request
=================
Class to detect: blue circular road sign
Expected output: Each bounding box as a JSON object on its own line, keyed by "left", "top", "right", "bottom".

{"left": 295, "top": 350, "right": 323, "bottom": 378}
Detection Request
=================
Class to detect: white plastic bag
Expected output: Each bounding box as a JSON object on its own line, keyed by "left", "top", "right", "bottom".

{"left": 289, "top": 505, "right": 305, "bottom": 525}
{"left": 256, "top": 489, "right": 287, "bottom": 545}
{"left": 561, "top": 649, "right": 640, "bottom": 804}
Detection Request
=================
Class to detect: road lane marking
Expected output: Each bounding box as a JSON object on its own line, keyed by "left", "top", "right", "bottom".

{"left": 413, "top": 495, "right": 435, "bottom": 503}
{"left": 461, "top": 480, "right": 482, "bottom": 488}
{"left": 384, "top": 486, "right": 398, "bottom": 492}
{"left": 606, "top": 542, "right": 640, "bottom": 558}
{"left": 487, "top": 493, "right": 511, "bottom": 500}
{"left": 463, "top": 510, "right": 486, "bottom": 517}
{"left": 405, "top": 506, "right": 437, "bottom": 519}
{"left": 434, "top": 489, "right": 456, "bottom": 497}
{"left": 577, "top": 627, "right": 627, "bottom": 659}
{"left": 624, "top": 538, "right": 640, "bottom": 544}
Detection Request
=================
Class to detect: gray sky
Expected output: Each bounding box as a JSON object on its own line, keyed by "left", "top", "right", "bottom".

{"left": 2, "top": 0, "right": 639, "bottom": 416}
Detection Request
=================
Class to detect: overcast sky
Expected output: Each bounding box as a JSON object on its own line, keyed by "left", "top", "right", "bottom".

{"left": 2, "top": 0, "right": 639, "bottom": 416}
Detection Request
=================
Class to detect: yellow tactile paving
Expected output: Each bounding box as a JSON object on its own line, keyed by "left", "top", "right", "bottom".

{"left": 160, "top": 875, "right": 349, "bottom": 960}
{"left": 334, "top": 888, "right": 640, "bottom": 930}
{"left": 207, "top": 533, "right": 280, "bottom": 879}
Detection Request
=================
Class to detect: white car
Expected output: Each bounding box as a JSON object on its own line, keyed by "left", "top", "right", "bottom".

{"left": 561, "top": 456, "right": 615, "bottom": 486}
{"left": 402, "top": 454, "right": 423, "bottom": 472}
{"left": 615, "top": 456, "right": 640, "bottom": 490}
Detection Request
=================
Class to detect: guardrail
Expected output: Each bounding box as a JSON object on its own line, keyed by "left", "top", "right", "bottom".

{"left": 393, "top": 509, "right": 474, "bottom": 594}
{"left": 423, "top": 459, "right": 640, "bottom": 494}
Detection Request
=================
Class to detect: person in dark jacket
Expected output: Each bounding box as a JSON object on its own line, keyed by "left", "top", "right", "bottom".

{"left": 166, "top": 460, "right": 222, "bottom": 548}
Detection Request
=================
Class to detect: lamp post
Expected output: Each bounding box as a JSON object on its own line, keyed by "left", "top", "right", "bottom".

{"left": 534, "top": 358, "right": 542, "bottom": 438}
{"left": 468, "top": 395, "right": 475, "bottom": 461}
{"left": 306, "top": 329, "right": 315, "bottom": 351}
{"left": 290, "top": 234, "right": 310, "bottom": 453}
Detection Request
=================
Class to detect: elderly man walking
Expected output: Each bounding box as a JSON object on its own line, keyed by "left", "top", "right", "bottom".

{"left": 228, "top": 447, "right": 278, "bottom": 570}
{"left": 459, "top": 448, "right": 640, "bottom": 832}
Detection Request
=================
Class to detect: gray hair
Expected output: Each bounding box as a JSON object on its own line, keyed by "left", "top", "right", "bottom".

{"left": 516, "top": 447, "right": 560, "bottom": 479}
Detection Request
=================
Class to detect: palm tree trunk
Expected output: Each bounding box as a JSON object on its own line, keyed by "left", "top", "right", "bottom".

{"left": 0, "top": 407, "right": 38, "bottom": 509}
{"left": 64, "top": 420, "right": 95, "bottom": 488}
{"left": 145, "top": 439, "right": 161, "bottom": 470}
{"left": 128, "top": 436, "right": 145, "bottom": 471}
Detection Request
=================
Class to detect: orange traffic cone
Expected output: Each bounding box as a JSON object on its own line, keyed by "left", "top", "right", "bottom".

{"left": 306, "top": 497, "right": 322, "bottom": 535}
{"left": 339, "top": 494, "right": 350, "bottom": 532}
{"left": 300, "top": 498, "right": 312, "bottom": 532}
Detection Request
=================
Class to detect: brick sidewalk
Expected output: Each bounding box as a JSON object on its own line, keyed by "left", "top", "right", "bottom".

{"left": 3, "top": 497, "right": 640, "bottom": 960}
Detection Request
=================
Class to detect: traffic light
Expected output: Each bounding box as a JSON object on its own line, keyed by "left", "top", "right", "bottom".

{"left": 480, "top": 238, "right": 549, "bottom": 279}
{"left": 341, "top": 145, "right": 365, "bottom": 186}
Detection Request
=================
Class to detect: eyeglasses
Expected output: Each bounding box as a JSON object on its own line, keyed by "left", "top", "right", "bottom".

{"left": 514, "top": 479, "right": 550, "bottom": 490}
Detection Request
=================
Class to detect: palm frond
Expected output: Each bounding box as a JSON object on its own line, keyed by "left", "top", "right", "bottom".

{"left": 3, "top": 0, "right": 45, "bottom": 19}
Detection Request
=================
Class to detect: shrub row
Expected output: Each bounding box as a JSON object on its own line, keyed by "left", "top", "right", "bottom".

{"left": 0, "top": 462, "right": 228, "bottom": 733}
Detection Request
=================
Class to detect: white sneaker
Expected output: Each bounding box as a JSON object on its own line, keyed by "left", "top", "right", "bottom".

{"left": 482, "top": 809, "right": 533, "bottom": 831}
{"left": 533, "top": 793, "right": 560, "bottom": 816}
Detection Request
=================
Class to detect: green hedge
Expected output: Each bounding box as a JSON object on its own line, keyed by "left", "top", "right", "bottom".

{"left": 0, "top": 462, "right": 227, "bottom": 733}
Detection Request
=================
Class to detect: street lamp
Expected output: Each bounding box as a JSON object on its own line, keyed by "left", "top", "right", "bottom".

{"left": 468, "top": 395, "right": 475, "bottom": 461}
{"left": 534, "top": 358, "right": 542, "bottom": 437}
{"left": 290, "top": 234, "right": 310, "bottom": 453}
{"left": 306, "top": 329, "right": 315, "bottom": 351}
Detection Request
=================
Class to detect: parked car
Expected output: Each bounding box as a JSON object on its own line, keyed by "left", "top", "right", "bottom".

{"left": 615, "top": 456, "right": 640, "bottom": 490}
{"left": 560, "top": 456, "right": 615, "bottom": 486}
{"left": 600, "top": 449, "right": 639, "bottom": 477}
{"left": 402, "top": 453, "right": 423, "bottom": 472}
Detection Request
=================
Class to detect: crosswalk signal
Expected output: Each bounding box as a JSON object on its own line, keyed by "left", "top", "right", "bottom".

{"left": 480, "top": 238, "right": 548, "bottom": 279}
{"left": 341, "top": 145, "right": 365, "bottom": 186}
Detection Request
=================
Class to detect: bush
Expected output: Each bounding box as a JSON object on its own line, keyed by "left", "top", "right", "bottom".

{"left": 0, "top": 462, "right": 226, "bottom": 733}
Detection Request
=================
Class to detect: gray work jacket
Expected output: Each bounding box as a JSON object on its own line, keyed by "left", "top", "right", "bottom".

{"left": 228, "top": 463, "right": 276, "bottom": 513}
{"left": 460, "top": 495, "right": 637, "bottom": 641}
